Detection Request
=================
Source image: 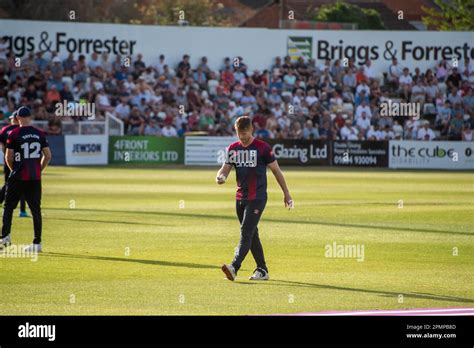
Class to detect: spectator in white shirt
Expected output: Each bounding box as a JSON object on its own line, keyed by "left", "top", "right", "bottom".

{"left": 162, "top": 123, "right": 178, "bottom": 137}
{"left": 388, "top": 58, "right": 402, "bottom": 89}
{"left": 88, "top": 52, "right": 101, "bottom": 71}
{"left": 381, "top": 125, "right": 395, "bottom": 140}
{"left": 411, "top": 80, "right": 426, "bottom": 103}
{"left": 340, "top": 119, "right": 359, "bottom": 140}
{"left": 399, "top": 67, "right": 413, "bottom": 98}
{"left": 115, "top": 99, "right": 131, "bottom": 121}
{"left": 363, "top": 59, "right": 377, "bottom": 81}
{"left": 417, "top": 120, "right": 436, "bottom": 140}
{"left": 405, "top": 116, "right": 421, "bottom": 140}
{"left": 367, "top": 124, "right": 383, "bottom": 140}
{"left": 155, "top": 54, "right": 166, "bottom": 76}
{"left": 356, "top": 80, "right": 370, "bottom": 96}
{"left": 355, "top": 99, "right": 372, "bottom": 120}
{"left": 356, "top": 112, "right": 371, "bottom": 136}
{"left": 305, "top": 89, "right": 319, "bottom": 107}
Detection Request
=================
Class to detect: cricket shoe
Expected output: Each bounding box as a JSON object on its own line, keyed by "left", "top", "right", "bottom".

{"left": 249, "top": 268, "right": 269, "bottom": 280}
{"left": 221, "top": 264, "right": 236, "bottom": 281}
{"left": 19, "top": 211, "right": 29, "bottom": 218}
{"left": 24, "top": 244, "right": 42, "bottom": 253}
{"left": 0, "top": 235, "right": 11, "bottom": 250}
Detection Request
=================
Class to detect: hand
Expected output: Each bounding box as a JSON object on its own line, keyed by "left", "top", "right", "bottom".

{"left": 284, "top": 193, "right": 294, "bottom": 209}
{"left": 216, "top": 174, "right": 226, "bottom": 185}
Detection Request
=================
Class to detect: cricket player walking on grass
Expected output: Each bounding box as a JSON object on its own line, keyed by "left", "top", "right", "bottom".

{"left": 216, "top": 116, "right": 293, "bottom": 281}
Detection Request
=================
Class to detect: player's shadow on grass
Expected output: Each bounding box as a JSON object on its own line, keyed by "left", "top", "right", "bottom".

{"left": 47, "top": 217, "right": 175, "bottom": 227}
{"left": 243, "top": 279, "right": 474, "bottom": 304}
{"left": 46, "top": 208, "right": 473, "bottom": 237}
{"left": 41, "top": 252, "right": 216, "bottom": 270}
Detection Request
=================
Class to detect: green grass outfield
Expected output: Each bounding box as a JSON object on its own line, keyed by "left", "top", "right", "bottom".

{"left": 0, "top": 166, "right": 473, "bottom": 315}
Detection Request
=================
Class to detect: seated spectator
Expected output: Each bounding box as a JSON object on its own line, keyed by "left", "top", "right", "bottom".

{"left": 127, "top": 107, "right": 144, "bottom": 135}
{"left": 302, "top": 120, "right": 319, "bottom": 140}
{"left": 340, "top": 119, "right": 358, "bottom": 140}
{"left": 388, "top": 58, "right": 402, "bottom": 89}
{"left": 47, "top": 118, "right": 62, "bottom": 135}
{"left": 356, "top": 112, "right": 371, "bottom": 136}
{"left": 462, "top": 122, "right": 472, "bottom": 141}
{"left": 417, "top": 120, "right": 436, "bottom": 140}
{"left": 399, "top": 68, "right": 413, "bottom": 99}
{"left": 143, "top": 119, "right": 161, "bottom": 136}
{"left": 448, "top": 111, "right": 465, "bottom": 140}
{"left": 161, "top": 122, "right": 178, "bottom": 137}
{"left": 367, "top": 124, "right": 383, "bottom": 140}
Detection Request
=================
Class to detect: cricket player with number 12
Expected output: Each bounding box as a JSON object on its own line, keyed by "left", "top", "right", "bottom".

{"left": 216, "top": 116, "right": 293, "bottom": 281}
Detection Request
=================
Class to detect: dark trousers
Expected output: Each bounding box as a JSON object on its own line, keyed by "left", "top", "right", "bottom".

{"left": 0, "top": 164, "right": 26, "bottom": 212}
{"left": 2, "top": 178, "right": 42, "bottom": 244}
{"left": 231, "top": 199, "right": 268, "bottom": 273}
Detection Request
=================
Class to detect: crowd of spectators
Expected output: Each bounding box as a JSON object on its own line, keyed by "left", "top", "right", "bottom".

{"left": 0, "top": 35, "right": 473, "bottom": 141}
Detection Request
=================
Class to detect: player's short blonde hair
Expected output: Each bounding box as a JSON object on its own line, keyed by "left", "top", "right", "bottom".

{"left": 235, "top": 116, "right": 252, "bottom": 131}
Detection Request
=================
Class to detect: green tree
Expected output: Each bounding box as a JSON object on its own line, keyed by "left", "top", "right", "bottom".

{"left": 422, "top": 0, "right": 474, "bottom": 30}
{"left": 134, "top": 0, "right": 230, "bottom": 26}
{"left": 0, "top": 0, "right": 230, "bottom": 27}
{"left": 313, "top": 1, "right": 385, "bottom": 30}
